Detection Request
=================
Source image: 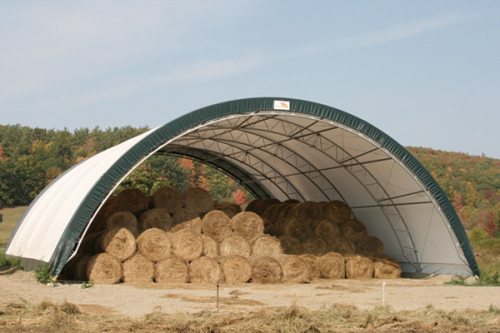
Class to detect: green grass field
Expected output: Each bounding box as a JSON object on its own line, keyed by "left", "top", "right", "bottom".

{"left": 0, "top": 206, "right": 27, "bottom": 246}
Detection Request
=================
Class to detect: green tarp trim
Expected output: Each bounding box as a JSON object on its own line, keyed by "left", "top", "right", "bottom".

{"left": 49, "top": 97, "right": 479, "bottom": 276}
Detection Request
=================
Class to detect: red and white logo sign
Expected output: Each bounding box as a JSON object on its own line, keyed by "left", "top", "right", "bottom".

{"left": 273, "top": 100, "right": 290, "bottom": 110}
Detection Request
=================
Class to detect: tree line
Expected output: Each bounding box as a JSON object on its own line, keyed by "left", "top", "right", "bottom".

{"left": 1, "top": 124, "right": 498, "bottom": 238}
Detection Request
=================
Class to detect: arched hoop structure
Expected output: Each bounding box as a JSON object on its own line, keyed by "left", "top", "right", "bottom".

{"left": 6, "top": 97, "right": 479, "bottom": 276}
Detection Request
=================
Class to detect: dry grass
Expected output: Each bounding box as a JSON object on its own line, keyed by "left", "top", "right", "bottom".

{"left": 1, "top": 299, "right": 500, "bottom": 332}
{"left": 0, "top": 206, "right": 27, "bottom": 246}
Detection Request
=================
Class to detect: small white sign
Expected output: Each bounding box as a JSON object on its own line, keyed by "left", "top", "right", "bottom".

{"left": 274, "top": 100, "right": 290, "bottom": 110}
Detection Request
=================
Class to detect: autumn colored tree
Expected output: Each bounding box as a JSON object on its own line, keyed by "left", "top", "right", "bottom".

{"left": 233, "top": 189, "right": 247, "bottom": 205}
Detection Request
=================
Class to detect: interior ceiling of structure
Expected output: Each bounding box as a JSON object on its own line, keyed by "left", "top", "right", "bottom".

{"left": 152, "top": 110, "right": 462, "bottom": 273}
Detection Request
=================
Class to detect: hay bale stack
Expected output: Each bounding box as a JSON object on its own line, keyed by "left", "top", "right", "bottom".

{"left": 201, "top": 235, "right": 218, "bottom": 258}
{"left": 214, "top": 202, "right": 242, "bottom": 219}
{"left": 72, "top": 254, "right": 90, "bottom": 281}
{"left": 253, "top": 198, "right": 281, "bottom": 216}
{"left": 373, "top": 257, "right": 401, "bottom": 279}
{"left": 152, "top": 186, "right": 183, "bottom": 214}
{"left": 318, "top": 252, "right": 345, "bottom": 279}
{"left": 189, "top": 257, "right": 222, "bottom": 284}
{"left": 314, "top": 220, "right": 341, "bottom": 242}
{"left": 122, "top": 253, "right": 155, "bottom": 283}
{"left": 171, "top": 229, "right": 204, "bottom": 261}
{"left": 99, "top": 227, "right": 136, "bottom": 261}
{"left": 278, "top": 236, "right": 304, "bottom": 255}
{"left": 117, "top": 188, "right": 149, "bottom": 215}
{"left": 302, "top": 236, "right": 327, "bottom": 256}
{"left": 183, "top": 187, "right": 214, "bottom": 215}
{"left": 155, "top": 255, "right": 189, "bottom": 283}
{"left": 249, "top": 256, "right": 282, "bottom": 284}
{"left": 139, "top": 208, "right": 172, "bottom": 232}
{"left": 327, "top": 238, "right": 357, "bottom": 255}
{"left": 284, "top": 217, "right": 313, "bottom": 241}
{"left": 136, "top": 228, "right": 172, "bottom": 262}
{"left": 80, "top": 232, "right": 103, "bottom": 254}
{"left": 86, "top": 253, "right": 122, "bottom": 284}
{"left": 299, "top": 254, "right": 320, "bottom": 280}
{"left": 357, "top": 236, "right": 384, "bottom": 258}
{"left": 219, "top": 234, "right": 251, "bottom": 257}
{"left": 244, "top": 199, "right": 261, "bottom": 213}
{"left": 262, "top": 203, "right": 284, "bottom": 224}
{"left": 345, "top": 255, "right": 374, "bottom": 279}
{"left": 172, "top": 208, "right": 199, "bottom": 227}
{"left": 91, "top": 196, "right": 118, "bottom": 233}
{"left": 170, "top": 217, "right": 202, "bottom": 234}
{"left": 291, "top": 201, "right": 324, "bottom": 227}
{"left": 105, "top": 211, "right": 139, "bottom": 237}
{"left": 231, "top": 211, "right": 265, "bottom": 242}
{"left": 201, "top": 210, "right": 233, "bottom": 243}
{"left": 341, "top": 219, "right": 368, "bottom": 243}
{"left": 277, "top": 255, "right": 310, "bottom": 283}
{"left": 323, "top": 201, "right": 351, "bottom": 223}
{"left": 220, "top": 255, "right": 252, "bottom": 284}
{"left": 251, "top": 235, "right": 283, "bottom": 257}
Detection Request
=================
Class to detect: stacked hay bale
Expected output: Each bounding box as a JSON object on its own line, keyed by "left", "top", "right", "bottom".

{"left": 67, "top": 187, "right": 401, "bottom": 284}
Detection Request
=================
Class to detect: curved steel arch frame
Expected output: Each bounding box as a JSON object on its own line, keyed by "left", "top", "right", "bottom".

{"left": 34, "top": 97, "right": 476, "bottom": 276}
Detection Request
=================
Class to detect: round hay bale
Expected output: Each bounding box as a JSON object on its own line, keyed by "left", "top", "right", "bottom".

{"left": 105, "top": 211, "right": 139, "bottom": 237}
{"left": 122, "top": 253, "right": 155, "bottom": 283}
{"left": 345, "top": 255, "right": 374, "bottom": 279}
{"left": 219, "top": 234, "right": 251, "bottom": 257}
{"left": 152, "top": 186, "right": 183, "bottom": 214}
{"left": 253, "top": 198, "right": 281, "bottom": 216}
{"left": 136, "top": 228, "right": 172, "bottom": 262}
{"left": 155, "top": 255, "right": 189, "bottom": 283}
{"left": 277, "top": 203, "right": 298, "bottom": 221}
{"left": 357, "top": 236, "right": 384, "bottom": 258}
{"left": 374, "top": 257, "right": 401, "bottom": 279}
{"left": 183, "top": 187, "right": 214, "bottom": 215}
{"left": 91, "top": 196, "right": 118, "bottom": 233}
{"left": 341, "top": 219, "right": 368, "bottom": 243}
{"left": 74, "top": 255, "right": 91, "bottom": 281}
{"left": 277, "top": 255, "right": 310, "bottom": 283}
{"left": 220, "top": 255, "right": 252, "bottom": 284}
{"left": 299, "top": 254, "right": 320, "bottom": 280}
{"left": 244, "top": 199, "right": 261, "bottom": 213}
{"left": 251, "top": 234, "right": 283, "bottom": 257}
{"left": 318, "top": 252, "right": 345, "bottom": 279}
{"left": 263, "top": 219, "right": 278, "bottom": 236}
{"left": 99, "top": 227, "right": 136, "bottom": 261}
{"left": 302, "top": 236, "right": 327, "bottom": 256}
{"left": 324, "top": 201, "right": 351, "bottom": 223}
{"left": 231, "top": 211, "right": 265, "bottom": 241}
{"left": 80, "top": 232, "right": 103, "bottom": 254}
{"left": 249, "top": 256, "right": 282, "bottom": 284}
{"left": 291, "top": 201, "right": 324, "bottom": 227}
{"left": 86, "top": 253, "right": 122, "bottom": 284}
{"left": 139, "top": 208, "right": 172, "bottom": 231}
{"left": 171, "top": 229, "right": 204, "bottom": 261}
{"left": 214, "top": 202, "right": 242, "bottom": 219}
{"left": 314, "top": 220, "right": 341, "bottom": 243}
{"left": 172, "top": 208, "right": 199, "bottom": 226}
{"left": 201, "top": 235, "right": 218, "bottom": 258}
{"left": 117, "top": 188, "right": 148, "bottom": 215}
{"left": 262, "top": 204, "right": 284, "bottom": 224}
{"left": 189, "top": 257, "right": 222, "bottom": 284}
{"left": 284, "top": 217, "right": 313, "bottom": 241}
{"left": 283, "top": 199, "right": 300, "bottom": 204}
{"left": 327, "top": 238, "right": 357, "bottom": 255}
{"left": 278, "top": 236, "right": 304, "bottom": 255}
{"left": 201, "top": 210, "right": 233, "bottom": 243}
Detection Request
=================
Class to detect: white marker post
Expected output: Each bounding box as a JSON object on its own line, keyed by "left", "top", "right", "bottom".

{"left": 383, "top": 282, "right": 386, "bottom": 304}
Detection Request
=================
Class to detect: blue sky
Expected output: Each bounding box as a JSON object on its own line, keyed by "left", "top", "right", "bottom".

{"left": 1, "top": 1, "right": 499, "bottom": 158}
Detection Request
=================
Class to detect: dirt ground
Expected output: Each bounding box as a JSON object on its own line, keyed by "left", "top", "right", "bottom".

{"left": 1, "top": 267, "right": 499, "bottom": 318}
